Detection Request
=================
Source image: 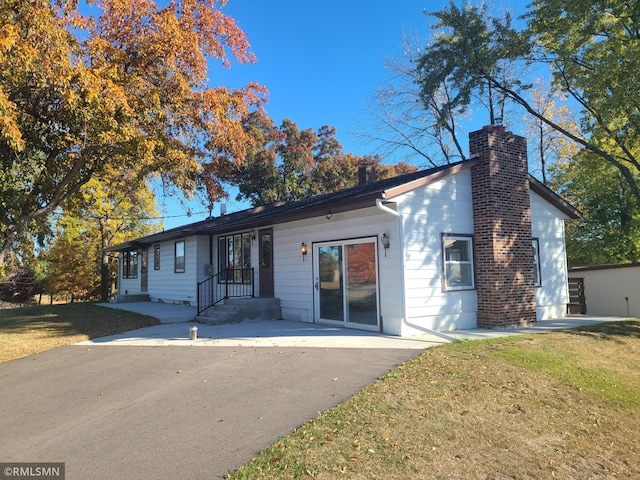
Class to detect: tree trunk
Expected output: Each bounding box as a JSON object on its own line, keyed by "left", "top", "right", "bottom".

{"left": 99, "top": 219, "right": 110, "bottom": 302}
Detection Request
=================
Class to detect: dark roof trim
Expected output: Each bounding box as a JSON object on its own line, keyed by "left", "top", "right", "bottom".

{"left": 569, "top": 262, "right": 640, "bottom": 272}
{"left": 106, "top": 162, "right": 468, "bottom": 252}
{"left": 528, "top": 175, "right": 581, "bottom": 219}
{"left": 105, "top": 160, "right": 579, "bottom": 252}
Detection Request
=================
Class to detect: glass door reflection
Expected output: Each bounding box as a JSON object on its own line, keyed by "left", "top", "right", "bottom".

{"left": 315, "top": 239, "right": 379, "bottom": 330}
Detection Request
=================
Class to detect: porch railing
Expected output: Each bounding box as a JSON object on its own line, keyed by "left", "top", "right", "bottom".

{"left": 197, "top": 268, "right": 255, "bottom": 315}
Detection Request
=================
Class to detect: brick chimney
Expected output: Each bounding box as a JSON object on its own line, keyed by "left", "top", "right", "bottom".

{"left": 358, "top": 164, "right": 377, "bottom": 185}
{"left": 469, "top": 125, "right": 537, "bottom": 328}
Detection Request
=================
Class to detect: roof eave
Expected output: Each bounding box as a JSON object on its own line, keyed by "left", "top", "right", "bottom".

{"left": 104, "top": 193, "right": 384, "bottom": 252}
{"left": 528, "top": 176, "right": 582, "bottom": 219}
{"left": 196, "top": 194, "right": 383, "bottom": 236}
{"left": 383, "top": 158, "right": 480, "bottom": 199}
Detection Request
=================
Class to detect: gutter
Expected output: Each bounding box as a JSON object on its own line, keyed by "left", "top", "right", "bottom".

{"left": 375, "top": 198, "right": 457, "bottom": 342}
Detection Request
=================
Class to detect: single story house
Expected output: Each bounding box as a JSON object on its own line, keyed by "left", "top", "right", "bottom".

{"left": 107, "top": 125, "right": 580, "bottom": 337}
{"left": 568, "top": 263, "right": 640, "bottom": 317}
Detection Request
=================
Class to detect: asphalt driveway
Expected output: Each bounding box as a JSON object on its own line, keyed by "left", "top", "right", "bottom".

{"left": 0, "top": 342, "right": 419, "bottom": 479}
{"left": 1, "top": 303, "right": 625, "bottom": 479}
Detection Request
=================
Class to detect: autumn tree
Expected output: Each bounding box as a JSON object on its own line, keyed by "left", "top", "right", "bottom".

{"left": 522, "top": 81, "right": 580, "bottom": 183}
{"left": 415, "top": 0, "right": 640, "bottom": 202}
{"left": 44, "top": 216, "right": 103, "bottom": 302}
{"left": 219, "top": 111, "right": 282, "bottom": 205}
{"left": 276, "top": 119, "right": 319, "bottom": 202}
{"left": 45, "top": 172, "right": 160, "bottom": 301}
{"left": 223, "top": 114, "right": 418, "bottom": 206}
{"left": 0, "top": 0, "right": 266, "bottom": 269}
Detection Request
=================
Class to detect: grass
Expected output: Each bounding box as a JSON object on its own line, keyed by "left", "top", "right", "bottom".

{"left": 2, "top": 305, "right": 638, "bottom": 478}
{"left": 0, "top": 303, "right": 160, "bottom": 363}
{"left": 229, "top": 320, "right": 640, "bottom": 479}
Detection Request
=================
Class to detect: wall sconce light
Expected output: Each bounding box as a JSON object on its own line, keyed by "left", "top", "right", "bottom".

{"left": 250, "top": 229, "right": 256, "bottom": 244}
{"left": 326, "top": 211, "right": 332, "bottom": 220}
{"left": 300, "top": 242, "right": 308, "bottom": 261}
{"left": 381, "top": 233, "right": 390, "bottom": 257}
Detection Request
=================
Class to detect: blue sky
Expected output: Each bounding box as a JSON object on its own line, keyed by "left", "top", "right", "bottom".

{"left": 218, "top": 1, "right": 431, "bottom": 151}
{"left": 159, "top": 1, "right": 473, "bottom": 228}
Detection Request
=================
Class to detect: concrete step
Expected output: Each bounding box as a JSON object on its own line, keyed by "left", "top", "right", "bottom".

{"left": 196, "top": 297, "right": 281, "bottom": 325}
{"left": 212, "top": 304, "right": 242, "bottom": 314}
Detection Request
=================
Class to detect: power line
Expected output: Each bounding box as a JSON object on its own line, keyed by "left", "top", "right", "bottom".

{"left": 50, "top": 210, "right": 209, "bottom": 221}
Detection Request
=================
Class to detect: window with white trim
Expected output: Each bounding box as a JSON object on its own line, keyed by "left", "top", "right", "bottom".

{"left": 532, "top": 238, "right": 541, "bottom": 287}
{"left": 442, "top": 235, "right": 474, "bottom": 290}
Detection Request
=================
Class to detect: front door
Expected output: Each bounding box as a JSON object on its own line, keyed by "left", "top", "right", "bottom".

{"left": 259, "top": 229, "right": 274, "bottom": 297}
{"left": 314, "top": 238, "right": 380, "bottom": 331}
{"left": 140, "top": 248, "right": 148, "bottom": 293}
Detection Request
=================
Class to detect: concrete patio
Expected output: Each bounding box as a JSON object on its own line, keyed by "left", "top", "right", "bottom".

{"left": 92, "top": 302, "right": 630, "bottom": 349}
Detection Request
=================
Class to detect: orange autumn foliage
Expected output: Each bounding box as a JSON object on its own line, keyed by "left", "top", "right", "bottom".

{"left": 0, "top": 0, "right": 267, "bottom": 264}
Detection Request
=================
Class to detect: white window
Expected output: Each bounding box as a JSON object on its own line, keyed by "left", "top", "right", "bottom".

{"left": 442, "top": 235, "right": 474, "bottom": 290}
{"left": 532, "top": 238, "right": 541, "bottom": 287}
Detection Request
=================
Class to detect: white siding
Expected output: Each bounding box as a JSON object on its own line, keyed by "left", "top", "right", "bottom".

{"left": 393, "top": 170, "right": 478, "bottom": 334}
{"left": 530, "top": 192, "right": 570, "bottom": 319}
{"left": 118, "top": 170, "right": 572, "bottom": 334}
{"left": 273, "top": 207, "right": 401, "bottom": 328}
{"left": 118, "top": 268, "right": 140, "bottom": 296}
{"left": 195, "top": 236, "right": 211, "bottom": 284}
{"left": 144, "top": 236, "right": 206, "bottom": 305}
{"left": 569, "top": 267, "right": 640, "bottom": 317}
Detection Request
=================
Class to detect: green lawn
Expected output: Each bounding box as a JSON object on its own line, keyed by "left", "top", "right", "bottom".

{"left": 0, "top": 303, "right": 159, "bottom": 362}
{"left": 2, "top": 305, "right": 638, "bottom": 479}
{"left": 229, "top": 320, "right": 640, "bottom": 479}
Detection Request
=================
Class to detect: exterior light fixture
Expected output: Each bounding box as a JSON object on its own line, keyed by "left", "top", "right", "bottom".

{"left": 381, "top": 233, "right": 390, "bottom": 257}
{"left": 326, "top": 211, "right": 332, "bottom": 220}
{"left": 300, "top": 242, "right": 308, "bottom": 261}
{"left": 251, "top": 229, "right": 256, "bottom": 244}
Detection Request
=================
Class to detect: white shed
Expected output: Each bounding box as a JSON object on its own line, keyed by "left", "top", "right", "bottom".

{"left": 568, "top": 264, "right": 640, "bottom": 317}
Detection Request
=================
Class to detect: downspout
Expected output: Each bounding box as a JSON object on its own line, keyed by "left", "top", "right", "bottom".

{"left": 376, "top": 198, "right": 457, "bottom": 342}
{"left": 209, "top": 234, "right": 213, "bottom": 267}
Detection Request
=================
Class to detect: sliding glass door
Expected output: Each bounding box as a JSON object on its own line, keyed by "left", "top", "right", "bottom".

{"left": 314, "top": 238, "right": 379, "bottom": 330}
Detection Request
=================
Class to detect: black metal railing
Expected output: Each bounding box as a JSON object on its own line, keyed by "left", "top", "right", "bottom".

{"left": 197, "top": 268, "right": 254, "bottom": 315}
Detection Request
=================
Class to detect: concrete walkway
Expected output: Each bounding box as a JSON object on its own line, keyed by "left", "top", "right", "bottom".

{"left": 79, "top": 318, "right": 449, "bottom": 349}
{"left": 92, "top": 302, "right": 630, "bottom": 349}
